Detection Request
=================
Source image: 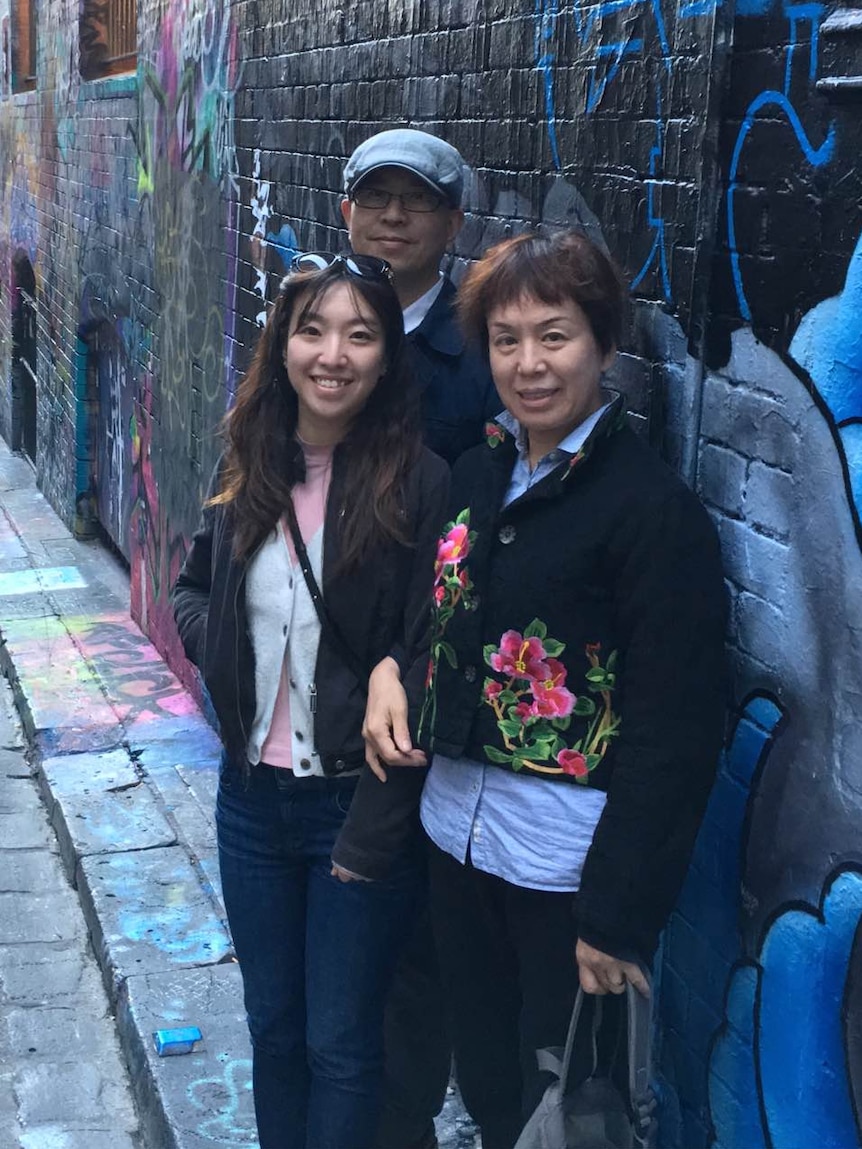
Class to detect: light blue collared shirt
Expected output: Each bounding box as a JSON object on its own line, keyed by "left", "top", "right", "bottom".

{"left": 420, "top": 402, "right": 611, "bottom": 891}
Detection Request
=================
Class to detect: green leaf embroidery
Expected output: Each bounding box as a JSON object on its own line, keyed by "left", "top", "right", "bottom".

{"left": 438, "top": 641, "right": 458, "bottom": 669}
{"left": 524, "top": 618, "right": 548, "bottom": 640}
{"left": 499, "top": 718, "right": 525, "bottom": 740}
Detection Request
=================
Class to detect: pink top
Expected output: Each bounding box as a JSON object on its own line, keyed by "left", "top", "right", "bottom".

{"left": 260, "top": 440, "right": 334, "bottom": 767}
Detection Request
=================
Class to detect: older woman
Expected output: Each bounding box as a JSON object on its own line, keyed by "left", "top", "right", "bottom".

{"left": 364, "top": 230, "right": 727, "bottom": 1148}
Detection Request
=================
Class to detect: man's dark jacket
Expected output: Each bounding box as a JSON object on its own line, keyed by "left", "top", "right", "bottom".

{"left": 171, "top": 444, "right": 449, "bottom": 880}
{"left": 418, "top": 398, "right": 728, "bottom": 962}
{"left": 409, "top": 277, "right": 500, "bottom": 465}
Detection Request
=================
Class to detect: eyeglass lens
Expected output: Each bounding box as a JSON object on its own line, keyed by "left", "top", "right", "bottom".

{"left": 352, "top": 187, "right": 443, "bottom": 213}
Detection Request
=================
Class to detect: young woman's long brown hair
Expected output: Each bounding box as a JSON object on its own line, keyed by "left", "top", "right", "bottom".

{"left": 212, "top": 262, "right": 422, "bottom": 567}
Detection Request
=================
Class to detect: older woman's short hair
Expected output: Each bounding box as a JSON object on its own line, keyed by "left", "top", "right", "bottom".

{"left": 457, "top": 230, "right": 627, "bottom": 356}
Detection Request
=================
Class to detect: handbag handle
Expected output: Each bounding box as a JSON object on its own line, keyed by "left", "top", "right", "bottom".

{"left": 283, "top": 498, "right": 369, "bottom": 687}
{"left": 557, "top": 980, "right": 653, "bottom": 1106}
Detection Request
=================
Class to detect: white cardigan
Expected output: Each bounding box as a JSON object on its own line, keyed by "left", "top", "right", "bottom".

{"left": 245, "top": 519, "right": 324, "bottom": 776}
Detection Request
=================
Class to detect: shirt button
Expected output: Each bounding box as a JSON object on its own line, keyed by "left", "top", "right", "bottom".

{"left": 499, "top": 524, "right": 516, "bottom": 544}
{"left": 295, "top": 730, "right": 304, "bottom": 742}
{"left": 283, "top": 625, "right": 288, "bottom": 636}
{"left": 289, "top": 578, "right": 293, "bottom": 589}
{"left": 463, "top": 665, "right": 477, "bottom": 683}
{"left": 289, "top": 680, "right": 297, "bottom": 689}
{"left": 299, "top": 758, "right": 311, "bottom": 769}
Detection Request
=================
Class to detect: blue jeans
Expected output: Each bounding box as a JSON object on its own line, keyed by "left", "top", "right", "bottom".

{"left": 217, "top": 761, "right": 419, "bottom": 1149}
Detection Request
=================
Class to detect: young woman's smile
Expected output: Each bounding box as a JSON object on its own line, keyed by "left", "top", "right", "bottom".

{"left": 285, "top": 282, "right": 386, "bottom": 443}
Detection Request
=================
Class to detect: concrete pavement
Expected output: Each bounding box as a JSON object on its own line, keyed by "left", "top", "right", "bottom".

{"left": 0, "top": 439, "right": 478, "bottom": 1149}
{"left": 0, "top": 441, "right": 255, "bottom": 1148}
{"left": 0, "top": 673, "right": 141, "bottom": 1148}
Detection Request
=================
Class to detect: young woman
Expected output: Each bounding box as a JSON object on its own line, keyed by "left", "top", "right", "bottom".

{"left": 363, "top": 230, "right": 727, "bottom": 1148}
{"left": 172, "top": 253, "right": 448, "bottom": 1149}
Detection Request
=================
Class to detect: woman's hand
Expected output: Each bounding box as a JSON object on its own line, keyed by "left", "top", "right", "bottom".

{"left": 330, "top": 864, "right": 372, "bottom": 883}
{"left": 362, "top": 656, "right": 428, "bottom": 782}
{"left": 576, "top": 939, "right": 650, "bottom": 998}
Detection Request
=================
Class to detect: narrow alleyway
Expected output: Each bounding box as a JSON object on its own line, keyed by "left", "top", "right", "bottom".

{"left": 0, "top": 673, "right": 141, "bottom": 1147}
{"left": 0, "top": 440, "right": 479, "bottom": 1147}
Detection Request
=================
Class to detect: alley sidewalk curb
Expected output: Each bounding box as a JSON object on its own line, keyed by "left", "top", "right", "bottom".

{"left": 0, "top": 443, "right": 259, "bottom": 1148}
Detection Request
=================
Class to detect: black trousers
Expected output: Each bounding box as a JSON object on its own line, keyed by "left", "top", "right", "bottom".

{"left": 427, "top": 838, "right": 617, "bottom": 1149}
{"left": 375, "top": 893, "right": 453, "bottom": 1148}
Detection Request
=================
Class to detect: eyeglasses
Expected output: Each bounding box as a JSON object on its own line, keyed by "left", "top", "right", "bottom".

{"left": 350, "top": 186, "right": 446, "bottom": 213}
{"left": 288, "top": 251, "right": 394, "bottom": 281}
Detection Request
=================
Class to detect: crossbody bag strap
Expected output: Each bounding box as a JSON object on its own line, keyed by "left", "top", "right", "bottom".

{"left": 284, "top": 499, "right": 369, "bottom": 687}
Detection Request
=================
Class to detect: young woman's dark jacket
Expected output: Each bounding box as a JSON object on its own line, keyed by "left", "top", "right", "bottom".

{"left": 418, "top": 396, "right": 728, "bottom": 962}
{"left": 172, "top": 442, "right": 449, "bottom": 880}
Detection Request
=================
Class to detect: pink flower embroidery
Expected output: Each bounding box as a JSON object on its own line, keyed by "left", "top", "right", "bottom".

{"left": 485, "top": 422, "right": 506, "bottom": 447}
{"left": 531, "top": 658, "right": 576, "bottom": 718}
{"left": 489, "top": 630, "right": 550, "bottom": 682}
{"left": 484, "top": 680, "right": 503, "bottom": 702}
{"left": 514, "top": 701, "right": 536, "bottom": 721}
{"left": 434, "top": 584, "right": 446, "bottom": 606}
{"left": 435, "top": 523, "right": 471, "bottom": 579}
{"left": 557, "top": 749, "right": 589, "bottom": 778}
{"left": 425, "top": 657, "right": 435, "bottom": 689}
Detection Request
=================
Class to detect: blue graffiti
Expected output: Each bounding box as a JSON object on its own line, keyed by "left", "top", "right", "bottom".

{"left": 265, "top": 223, "right": 299, "bottom": 273}
{"left": 534, "top": 0, "right": 562, "bottom": 170}
{"left": 586, "top": 38, "right": 644, "bottom": 115}
{"left": 658, "top": 694, "right": 783, "bottom": 1147}
{"left": 630, "top": 90, "right": 671, "bottom": 300}
{"left": 188, "top": 1056, "right": 257, "bottom": 1144}
{"left": 727, "top": 3, "right": 836, "bottom": 321}
{"left": 710, "top": 870, "right": 862, "bottom": 1149}
{"left": 679, "top": 0, "right": 721, "bottom": 19}
{"left": 790, "top": 228, "right": 862, "bottom": 519}
{"left": 532, "top": 0, "right": 679, "bottom": 302}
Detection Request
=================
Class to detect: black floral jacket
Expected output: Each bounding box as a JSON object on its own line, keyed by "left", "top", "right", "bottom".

{"left": 416, "top": 397, "right": 728, "bottom": 960}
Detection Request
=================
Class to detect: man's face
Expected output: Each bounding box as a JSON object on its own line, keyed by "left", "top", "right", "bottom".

{"left": 341, "top": 167, "right": 463, "bottom": 303}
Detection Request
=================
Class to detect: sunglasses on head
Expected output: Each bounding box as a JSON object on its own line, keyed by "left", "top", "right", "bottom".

{"left": 288, "top": 251, "right": 394, "bottom": 282}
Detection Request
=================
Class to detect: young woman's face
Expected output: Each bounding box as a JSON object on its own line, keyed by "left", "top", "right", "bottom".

{"left": 487, "top": 293, "right": 616, "bottom": 458}
{"left": 284, "top": 282, "right": 387, "bottom": 443}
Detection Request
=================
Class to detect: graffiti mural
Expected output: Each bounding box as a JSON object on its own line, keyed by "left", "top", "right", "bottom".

{"left": 521, "top": 0, "right": 862, "bottom": 1142}
{"left": 532, "top": 0, "right": 726, "bottom": 311}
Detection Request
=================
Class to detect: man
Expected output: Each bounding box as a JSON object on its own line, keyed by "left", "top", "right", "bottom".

{"left": 341, "top": 129, "right": 498, "bottom": 1149}
{"left": 342, "top": 128, "right": 500, "bottom": 465}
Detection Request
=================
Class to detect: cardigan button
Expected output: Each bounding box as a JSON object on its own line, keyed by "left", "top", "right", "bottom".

{"left": 334, "top": 758, "right": 346, "bottom": 771}
{"left": 498, "top": 524, "right": 516, "bottom": 544}
{"left": 299, "top": 758, "right": 312, "bottom": 769}
{"left": 463, "top": 664, "right": 477, "bottom": 683}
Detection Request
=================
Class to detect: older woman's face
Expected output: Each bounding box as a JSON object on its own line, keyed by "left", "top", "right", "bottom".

{"left": 487, "top": 294, "right": 616, "bottom": 455}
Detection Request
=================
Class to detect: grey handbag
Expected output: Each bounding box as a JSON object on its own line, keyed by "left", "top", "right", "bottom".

{"left": 514, "top": 982, "right": 657, "bottom": 1149}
